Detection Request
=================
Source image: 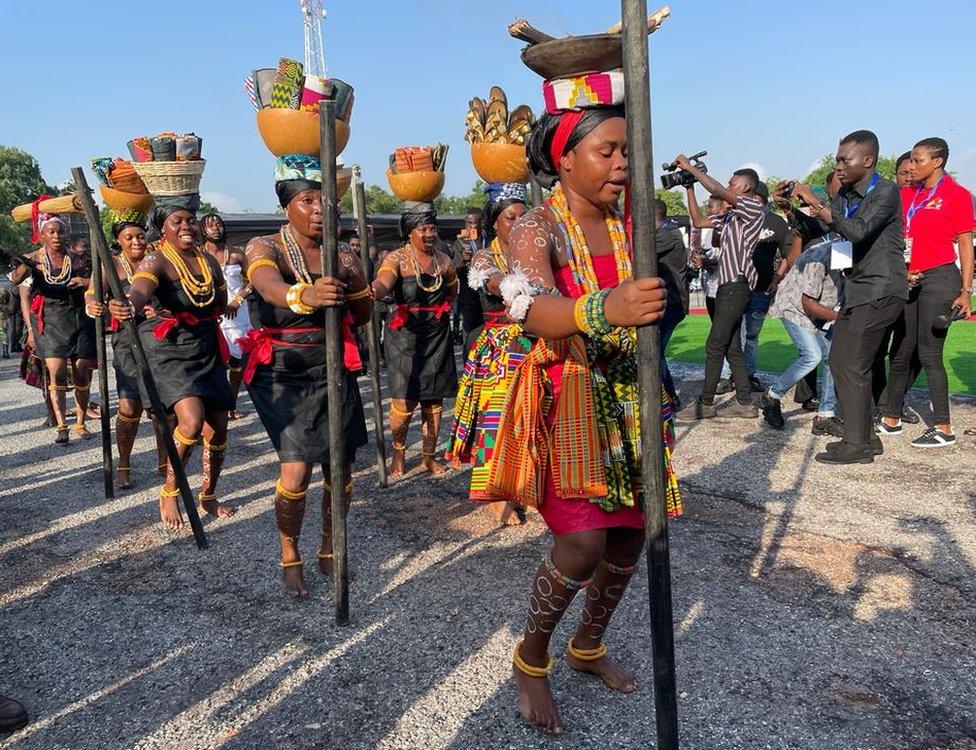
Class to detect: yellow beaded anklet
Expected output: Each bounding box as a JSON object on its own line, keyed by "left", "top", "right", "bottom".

{"left": 567, "top": 639, "right": 608, "bottom": 662}
{"left": 117, "top": 413, "right": 141, "bottom": 424}
{"left": 279, "top": 559, "right": 304, "bottom": 568}
{"left": 173, "top": 427, "right": 200, "bottom": 447}
{"left": 275, "top": 479, "right": 307, "bottom": 501}
{"left": 203, "top": 438, "right": 228, "bottom": 452}
{"left": 391, "top": 441, "right": 406, "bottom": 451}
{"left": 198, "top": 492, "right": 216, "bottom": 502}
{"left": 513, "top": 641, "right": 554, "bottom": 678}
{"left": 160, "top": 487, "right": 181, "bottom": 498}
{"left": 315, "top": 550, "right": 334, "bottom": 560}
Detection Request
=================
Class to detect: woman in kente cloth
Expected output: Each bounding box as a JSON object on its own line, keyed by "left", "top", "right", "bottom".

{"left": 241, "top": 155, "right": 371, "bottom": 597}
{"left": 371, "top": 204, "right": 458, "bottom": 478}
{"left": 445, "top": 182, "right": 530, "bottom": 526}
{"left": 84, "top": 215, "right": 170, "bottom": 489}
{"left": 8, "top": 211, "right": 96, "bottom": 444}
{"left": 200, "top": 212, "right": 252, "bottom": 419}
{"left": 110, "top": 196, "right": 236, "bottom": 530}
{"left": 489, "top": 76, "right": 681, "bottom": 734}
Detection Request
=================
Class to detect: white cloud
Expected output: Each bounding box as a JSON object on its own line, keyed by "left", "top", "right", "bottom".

{"left": 739, "top": 162, "right": 767, "bottom": 180}
{"left": 200, "top": 191, "right": 246, "bottom": 214}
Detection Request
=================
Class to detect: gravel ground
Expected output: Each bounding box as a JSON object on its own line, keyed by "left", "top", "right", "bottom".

{"left": 1, "top": 354, "right": 975, "bottom": 750}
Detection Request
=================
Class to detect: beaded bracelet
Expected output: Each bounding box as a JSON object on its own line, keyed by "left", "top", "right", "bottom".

{"left": 229, "top": 293, "right": 244, "bottom": 307}
{"left": 573, "top": 294, "right": 592, "bottom": 334}
{"left": 286, "top": 282, "right": 314, "bottom": 314}
{"left": 583, "top": 288, "right": 613, "bottom": 336}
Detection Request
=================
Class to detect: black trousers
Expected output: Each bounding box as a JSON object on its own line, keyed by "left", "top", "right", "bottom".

{"left": 829, "top": 296, "right": 905, "bottom": 445}
{"left": 9, "top": 313, "right": 24, "bottom": 351}
{"left": 702, "top": 278, "right": 751, "bottom": 404}
{"left": 884, "top": 262, "right": 960, "bottom": 425}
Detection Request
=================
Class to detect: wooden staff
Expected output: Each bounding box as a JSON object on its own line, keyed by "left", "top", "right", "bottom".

{"left": 70, "top": 168, "right": 208, "bottom": 550}
{"left": 351, "top": 167, "right": 388, "bottom": 488}
{"left": 89, "top": 244, "right": 114, "bottom": 499}
{"left": 318, "top": 102, "right": 350, "bottom": 625}
{"left": 620, "top": 2, "right": 679, "bottom": 748}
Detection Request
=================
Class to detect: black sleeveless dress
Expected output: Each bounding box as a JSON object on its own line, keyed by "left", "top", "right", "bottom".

{"left": 27, "top": 256, "right": 96, "bottom": 360}
{"left": 109, "top": 275, "right": 156, "bottom": 401}
{"left": 384, "top": 272, "right": 457, "bottom": 401}
{"left": 245, "top": 266, "right": 367, "bottom": 465}
{"left": 137, "top": 273, "right": 232, "bottom": 411}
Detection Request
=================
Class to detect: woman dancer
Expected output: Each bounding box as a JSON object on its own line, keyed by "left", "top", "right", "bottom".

{"left": 492, "top": 98, "right": 679, "bottom": 733}
{"left": 445, "top": 182, "right": 530, "bottom": 525}
{"left": 9, "top": 212, "right": 96, "bottom": 444}
{"left": 371, "top": 204, "right": 458, "bottom": 478}
{"left": 242, "top": 156, "right": 370, "bottom": 597}
{"left": 85, "top": 218, "right": 170, "bottom": 488}
{"left": 201, "top": 212, "right": 251, "bottom": 419}
{"left": 110, "top": 201, "right": 236, "bottom": 529}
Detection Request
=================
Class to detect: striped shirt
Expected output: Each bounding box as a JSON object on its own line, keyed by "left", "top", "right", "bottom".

{"left": 716, "top": 194, "right": 764, "bottom": 289}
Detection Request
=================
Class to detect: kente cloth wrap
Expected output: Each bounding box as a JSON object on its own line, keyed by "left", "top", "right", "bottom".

{"left": 484, "top": 182, "right": 527, "bottom": 205}
{"left": 445, "top": 317, "right": 532, "bottom": 501}
{"left": 489, "top": 198, "right": 681, "bottom": 519}
{"left": 274, "top": 154, "right": 322, "bottom": 183}
{"left": 542, "top": 69, "right": 625, "bottom": 115}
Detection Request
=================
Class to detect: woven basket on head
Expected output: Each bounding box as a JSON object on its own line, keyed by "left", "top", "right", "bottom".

{"left": 131, "top": 160, "right": 206, "bottom": 196}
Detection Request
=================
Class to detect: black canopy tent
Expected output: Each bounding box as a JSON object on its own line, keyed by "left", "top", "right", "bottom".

{"left": 221, "top": 213, "right": 467, "bottom": 252}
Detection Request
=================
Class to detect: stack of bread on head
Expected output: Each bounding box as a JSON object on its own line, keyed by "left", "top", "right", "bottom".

{"left": 465, "top": 86, "right": 533, "bottom": 184}
{"left": 386, "top": 144, "right": 449, "bottom": 203}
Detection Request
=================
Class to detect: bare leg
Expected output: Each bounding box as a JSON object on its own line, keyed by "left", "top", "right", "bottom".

{"left": 388, "top": 398, "right": 416, "bottom": 479}
{"left": 277, "top": 462, "right": 311, "bottom": 597}
{"left": 72, "top": 358, "right": 95, "bottom": 439}
{"left": 159, "top": 397, "right": 205, "bottom": 530}
{"left": 419, "top": 400, "right": 448, "bottom": 475}
{"left": 42, "top": 380, "right": 56, "bottom": 427}
{"left": 567, "top": 527, "right": 645, "bottom": 693}
{"left": 115, "top": 397, "right": 142, "bottom": 489}
{"left": 198, "top": 408, "right": 235, "bottom": 518}
{"left": 45, "top": 358, "right": 69, "bottom": 444}
{"left": 227, "top": 360, "right": 245, "bottom": 419}
{"left": 149, "top": 412, "right": 173, "bottom": 476}
{"left": 317, "top": 465, "right": 352, "bottom": 578}
{"left": 514, "top": 530, "right": 606, "bottom": 735}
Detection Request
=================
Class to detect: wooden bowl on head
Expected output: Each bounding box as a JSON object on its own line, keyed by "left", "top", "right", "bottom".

{"left": 99, "top": 185, "right": 153, "bottom": 213}
{"left": 471, "top": 142, "right": 529, "bottom": 184}
{"left": 521, "top": 34, "right": 622, "bottom": 79}
{"left": 256, "top": 109, "right": 351, "bottom": 158}
{"left": 386, "top": 169, "right": 445, "bottom": 203}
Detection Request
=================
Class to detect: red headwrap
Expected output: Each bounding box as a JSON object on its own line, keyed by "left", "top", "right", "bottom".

{"left": 30, "top": 195, "right": 52, "bottom": 243}
{"left": 549, "top": 111, "right": 585, "bottom": 172}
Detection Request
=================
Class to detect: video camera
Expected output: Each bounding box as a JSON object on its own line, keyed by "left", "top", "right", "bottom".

{"left": 660, "top": 151, "right": 708, "bottom": 190}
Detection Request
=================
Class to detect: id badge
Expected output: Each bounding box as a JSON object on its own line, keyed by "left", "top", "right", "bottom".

{"left": 903, "top": 237, "right": 913, "bottom": 264}
{"left": 830, "top": 239, "right": 853, "bottom": 270}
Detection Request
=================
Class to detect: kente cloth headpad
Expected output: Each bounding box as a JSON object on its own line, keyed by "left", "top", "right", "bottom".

{"left": 484, "top": 182, "right": 527, "bottom": 205}
{"left": 542, "top": 69, "right": 625, "bottom": 115}
{"left": 275, "top": 154, "right": 322, "bottom": 183}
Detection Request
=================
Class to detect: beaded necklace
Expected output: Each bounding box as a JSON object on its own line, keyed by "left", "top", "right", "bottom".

{"left": 118, "top": 253, "right": 135, "bottom": 282}
{"left": 158, "top": 240, "right": 215, "bottom": 308}
{"left": 279, "top": 225, "right": 314, "bottom": 285}
{"left": 41, "top": 250, "right": 72, "bottom": 286}
{"left": 547, "top": 183, "right": 631, "bottom": 294}
{"left": 489, "top": 237, "right": 508, "bottom": 274}
{"left": 407, "top": 244, "right": 443, "bottom": 293}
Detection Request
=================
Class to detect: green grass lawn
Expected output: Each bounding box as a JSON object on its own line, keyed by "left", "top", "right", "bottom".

{"left": 667, "top": 314, "right": 976, "bottom": 397}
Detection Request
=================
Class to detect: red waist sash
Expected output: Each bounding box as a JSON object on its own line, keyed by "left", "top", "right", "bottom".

{"left": 239, "top": 319, "right": 362, "bottom": 384}
{"left": 388, "top": 301, "right": 451, "bottom": 331}
{"left": 29, "top": 295, "right": 45, "bottom": 333}
{"left": 153, "top": 311, "right": 229, "bottom": 365}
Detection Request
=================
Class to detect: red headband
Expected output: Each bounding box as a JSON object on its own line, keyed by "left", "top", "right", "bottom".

{"left": 30, "top": 194, "right": 53, "bottom": 243}
{"left": 549, "top": 111, "right": 585, "bottom": 172}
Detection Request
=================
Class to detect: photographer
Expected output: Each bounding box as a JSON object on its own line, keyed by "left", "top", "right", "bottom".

{"left": 674, "top": 158, "right": 764, "bottom": 420}
{"left": 781, "top": 130, "right": 907, "bottom": 464}
{"left": 879, "top": 137, "right": 975, "bottom": 448}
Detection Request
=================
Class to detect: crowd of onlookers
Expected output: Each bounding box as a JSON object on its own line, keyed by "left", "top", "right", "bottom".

{"left": 650, "top": 130, "right": 974, "bottom": 463}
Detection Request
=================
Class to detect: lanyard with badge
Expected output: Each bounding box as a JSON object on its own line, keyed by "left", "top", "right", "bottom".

{"left": 903, "top": 177, "right": 944, "bottom": 263}
{"left": 832, "top": 172, "right": 880, "bottom": 271}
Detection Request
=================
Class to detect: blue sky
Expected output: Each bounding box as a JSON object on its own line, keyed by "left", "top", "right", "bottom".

{"left": 2, "top": 0, "right": 973, "bottom": 213}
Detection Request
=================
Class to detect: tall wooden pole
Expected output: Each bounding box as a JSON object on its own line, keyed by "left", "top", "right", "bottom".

{"left": 89, "top": 246, "right": 114, "bottom": 499}
{"left": 319, "top": 102, "right": 350, "bottom": 625}
{"left": 71, "top": 168, "right": 208, "bottom": 549}
{"left": 351, "top": 168, "right": 388, "bottom": 488}
{"left": 621, "top": 2, "right": 679, "bottom": 748}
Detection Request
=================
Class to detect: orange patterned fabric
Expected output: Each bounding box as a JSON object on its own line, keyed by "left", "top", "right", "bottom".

{"left": 487, "top": 336, "right": 606, "bottom": 508}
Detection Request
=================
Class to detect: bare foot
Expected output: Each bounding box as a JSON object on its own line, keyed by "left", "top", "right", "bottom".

{"left": 566, "top": 648, "right": 637, "bottom": 693}
{"left": 75, "top": 425, "right": 94, "bottom": 440}
{"left": 159, "top": 494, "right": 186, "bottom": 530}
{"left": 388, "top": 450, "right": 406, "bottom": 480}
{"left": 200, "top": 498, "right": 237, "bottom": 519}
{"left": 420, "top": 456, "right": 449, "bottom": 475}
{"left": 490, "top": 501, "right": 525, "bottom": 526}
{"left": 115, "top": 466, "right": 132, "bottom": 490}
{"left": 513, "top": 664, "right": 563, "bottom": 735}
{"left": 282, "top": 565, "right": 308, "bottom": 598}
